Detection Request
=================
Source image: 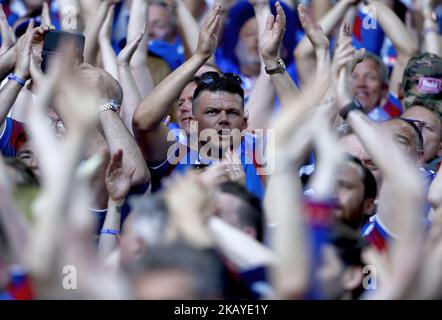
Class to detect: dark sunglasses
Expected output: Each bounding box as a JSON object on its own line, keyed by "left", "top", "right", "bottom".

{"left": 197, "top": 72, "right": 243, "bottom": 86}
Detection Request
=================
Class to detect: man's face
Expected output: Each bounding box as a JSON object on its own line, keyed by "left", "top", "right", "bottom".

{"left": 193, "top": 90, "right": 247, "bottom": 153}
{"left": 16, "top": 142, "right": 40, "bottom": 179}
{"left": 402, "top": 106, "right": 442, "bottom": 162}
{"left": 235, "top": 17, "right": 260, "bottom": 74}
{"left": 215, "top": 192, "right": 257, "bottom": 239}
{"left": 340, "top": 134, "right": 382, "bottom": 188}
{"left": 215, "top": 193, "right": 242, "bottom": 228}
{"left": 335, "top": 162, "right": 367, "bottom": 229}
{"left": 176, "top": 81, "right": 197, "bottom": 134}
{"left": 379, "top": 119, "right": 424, "bottom": 164}
{"left": 148, "top": 4, "right": 175, "bottom": 42}
{"left": 352, "top": 59, "right": 387, "bottom": 113}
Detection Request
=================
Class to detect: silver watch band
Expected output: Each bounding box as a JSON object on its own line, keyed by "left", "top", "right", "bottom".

{"left": 97, "top": 99, "right": 121, "bottom": 113}
{"left": 264, "top": 59, "right": 286, "bottom": 75}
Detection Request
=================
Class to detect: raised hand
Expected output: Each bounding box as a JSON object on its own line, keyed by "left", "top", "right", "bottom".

{"left": 29, "top": 41, "right": 44, "bottom": 85}
{"left": 116, "top": 24, "right": 147, "bottom": 67}
{"left": 99, "top": 4, "right": 116, "bottom": 43}
{"left": 105, "top": 149, "right": 134, "bottom": 203}
{"left": 298, "top": 4, "right": 329, "bottom": 50}
{"left": 164, "top": 171, "right": 214, "bottom": 247}
{"left": 30, "top": 24, "right": 51, "bottom": 52}
{"left": 222, "top": 149, "right": 246, "bottom": 185}
{"left": 75, "top": 64, "right": 122, "bottom": 106}
{"left": 50, "top": 61, "right": 98, "bottom": 131}
{"left": 332, "top": 23, "right": 355, "bottom": 108}
{"left": 260, "top": 1, "right": 286, "bottom": 61}
{"left": 14, "top": 20, "right": 34, "bottom": 80}
{"left": 196, "top": 2, "right": 222, "bottom": 60}
{"left": 41, "top": 1, "right": 52, "bottom": 27}
{"left": 0, "top": 4, "right": 16, "bottom": 55}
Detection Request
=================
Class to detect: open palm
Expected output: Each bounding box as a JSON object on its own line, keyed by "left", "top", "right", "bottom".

{"left": 260, "top": 1, "right": 286, "bottom": 60}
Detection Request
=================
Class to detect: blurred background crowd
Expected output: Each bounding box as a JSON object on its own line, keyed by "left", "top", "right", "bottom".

{"left": 0, "top": 0, "right": 442, "bottom": 300}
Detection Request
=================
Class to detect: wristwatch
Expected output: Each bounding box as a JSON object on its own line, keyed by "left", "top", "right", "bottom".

{"left": 339, "top": 99, "right": 364, "bottom": 120}
{"left": 265, "top": 59, "right": 286, "bottom": 75}
{"left": 97, "top": 99, "right": 121, "bottom": 113}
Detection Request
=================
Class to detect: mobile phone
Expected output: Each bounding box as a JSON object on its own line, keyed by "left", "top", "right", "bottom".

{"left": 41, "top": 30, "right": 85, "bottom": 73}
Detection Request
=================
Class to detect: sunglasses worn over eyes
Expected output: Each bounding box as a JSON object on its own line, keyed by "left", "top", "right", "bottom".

{"left": 197, "top": 72, "right": 243, "bottom": 86}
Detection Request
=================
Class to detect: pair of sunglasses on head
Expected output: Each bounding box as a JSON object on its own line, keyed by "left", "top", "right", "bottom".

{"left": 194, "top": 72, "right": 243, "bottom": 87}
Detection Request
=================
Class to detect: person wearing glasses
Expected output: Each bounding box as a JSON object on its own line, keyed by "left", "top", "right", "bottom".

{"left": 403, "top": 106, "right": 442, "bottom": 172}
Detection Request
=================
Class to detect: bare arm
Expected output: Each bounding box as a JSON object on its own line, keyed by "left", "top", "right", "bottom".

{"left": 76, "top": 64, "right": 150, "bottom": 186}
{"left": 98, "top": 150, "right": 134, "bottom": 260}
{"left": 78, "top": 0, "right": 102, "bottom": 30}
{"left": 418, "top": 0, "right": 442, "bottom": 56}
{"left": 0, "top": 46, "right": 17, "bottom": 80}
{"left": 127, "top": 0, "right": 154, "bottom": 98}
{"left": 266, "top": 135, "right": 310, "bottom": 299}
{"left": 309, "top": 99, "right": 346, "bottom": 200}
{"left": 26, "top": 62, "right": 98, "bottom": 281}
{"left": 245, "top": 1, "right": 275, "bottom": 130}
{"left": 312, "top": 0, "right": 333, "bottom": 20}
{"left": 246, "top": 71, "right": 275, "bottom": 130}
{"left": 294, "top": 0, "right": 356, "bottom": 86}
{"left": 117, "top": 27, "right": 145, "bottom": 133}
{"left": 366, "top": 0, "right": 418, "bottom": 96}
{"left": 98, "top": 4, "right": 119, "bottom": 80}
{"left": 264, "top": 86, "right": 330, "bottom": 299}
{"left": 84, "top": 0, "right": 118, "bottom": 66}
{"left": 183, "top": 0, "right": 206, "bottom": 17}
{"left": 99, "top": 95, "right": 150, "bottom": 187}
{"left": 133, "top": 4, "right": 222, "bottom": 165}
{"left": 176, "top": 0, "right": 201, "bottom": 57}
{"left": 0, "top": 4, "right": 16, "bottom": 55}
{"left": 298, "top": 4, "right": 331, "bottom": 85}
{"left": 0, "top": 22, "right": 33, "bottom": 127}
{"left": 261, "top": 2, "right": 299, "bottom": 110}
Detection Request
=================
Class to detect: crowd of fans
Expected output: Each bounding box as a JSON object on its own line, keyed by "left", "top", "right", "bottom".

{"left": 0, "top": 0, "right": 442, "bottom": 300}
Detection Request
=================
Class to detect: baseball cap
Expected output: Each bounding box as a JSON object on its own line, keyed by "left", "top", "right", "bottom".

{"left": 401, "top": 53, "right": 442, "bottom": 116}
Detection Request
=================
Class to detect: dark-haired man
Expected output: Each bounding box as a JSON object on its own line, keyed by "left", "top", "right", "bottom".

{"left": 216, "top": 181, "right": 264, "bottom": 242}
{"left": 133, "top": 5, "right": 265, "bottom": 199}
{"left": 317, "top": 222, "right": 369, "bottom": 300}
{"left": 335, "top": 157, "right": 377, "bottom": 230}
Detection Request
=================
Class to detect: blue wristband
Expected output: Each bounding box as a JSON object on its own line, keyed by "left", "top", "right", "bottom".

{"left": 8, "top": 74, "right": 26, "bottom": 87}
{"left": 100, "top": 228, "right": 120, "bottom": 236}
